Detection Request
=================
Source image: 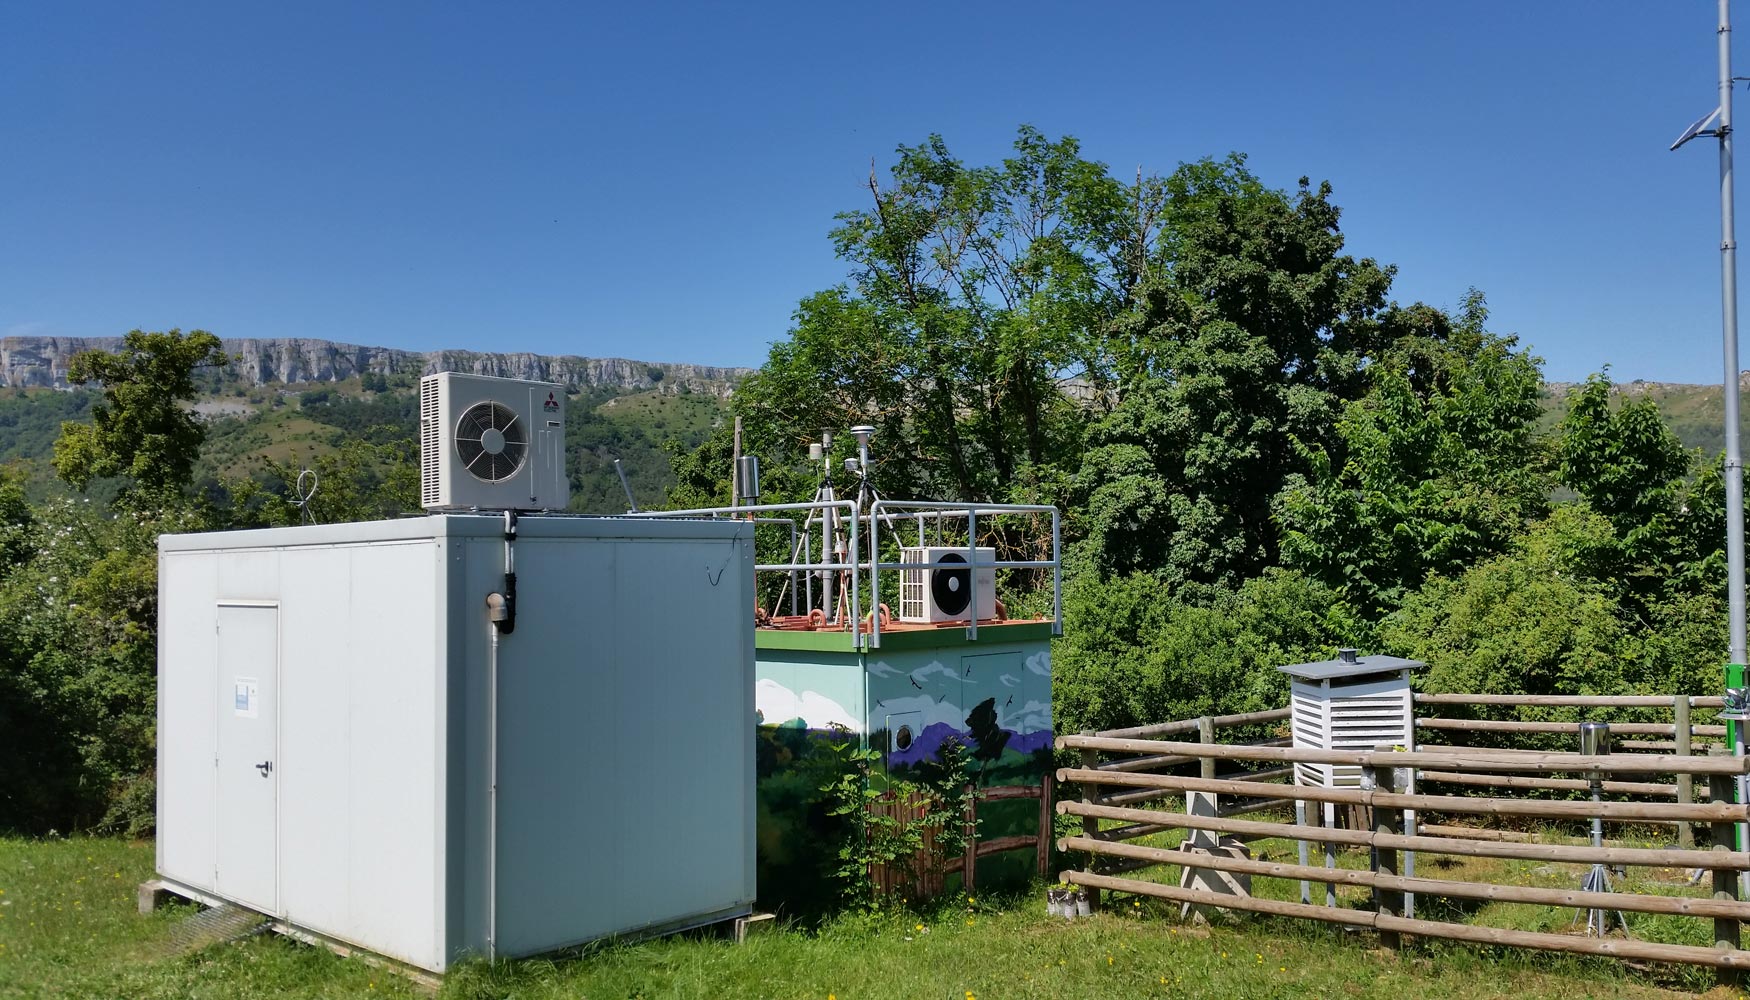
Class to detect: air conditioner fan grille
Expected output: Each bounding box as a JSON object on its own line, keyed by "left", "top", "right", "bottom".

{"left": 454, "top": 401, "right": 527, "bottom": 483}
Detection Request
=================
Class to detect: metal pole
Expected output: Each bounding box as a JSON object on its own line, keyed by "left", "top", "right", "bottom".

{"left": 1722, "top": 0, "right": 1748, "bottom": 668}
{"left": 1739, "top": 722, "right": 1750, "bottom": 898}
{"left": 967, "top": 509, "right": 978, "bottom": 641}
{"left": 869, "top": 499, "right": 882, "bottom": 648}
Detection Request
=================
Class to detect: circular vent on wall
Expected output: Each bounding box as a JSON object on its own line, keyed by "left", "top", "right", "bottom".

{"left": 454, "top": 401, "right": 527, "bottom": 483}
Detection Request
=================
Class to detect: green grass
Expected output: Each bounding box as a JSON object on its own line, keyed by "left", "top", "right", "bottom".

{"left": 0, "top": 835, "right": 1735, "bottom": 999}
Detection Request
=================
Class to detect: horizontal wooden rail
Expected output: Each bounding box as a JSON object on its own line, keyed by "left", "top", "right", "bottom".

{"left": 1227, "top": 765, "right": 1295, "bottom": 782}
{"left": 1418, "top": 769, "right": 1678, "bottom": 797}
{"left": 1060, "top": 870, "right": 1750, "bottom": 969}
{"left": 1418, "top": 823, "right": 1664, "bottom": 847}
{"left": 1098, "top": 752, "right": 1199, "bottom": 773}
{"left": 1417, "top": 718, "right": 1727, "bottom": 737}
{"left": 975, "top": 785, "right": 1044, "bottom": 802}
{"left": 1055, "top": 734, "right": 1749, "bottom": 775}
{"left": 1414, "top": 693, "right": 1724, "bottom": 709}
{"left": 1098, "top": 708, "right": 1291, "bottom": 741}
{"left": 1619, "top": 739, "right": 1724, "bottom": 752}
{"left": 1056, "top": 768, "right": 1745, "bottom": 823}
{"left": 971, "top": 834, "right": 1037, "bottom": 857}
{"left": 1056, "top": 800, "right": 1750, "bottom": 869}
{"left": 1218, "top": 797, "right": 1292, "bottom": 818}
{"left": 1096, "top": 748, "right": 1294, "bottom": 776}
{"left": 1096, "top": 820, "right": 1175, "bottom": 843}
{"left": 1416, "top": 824, "right": 1532, "bottom": 843}
{"left": 1058, "top": 836, "right": 1750, "bottom": 920}
{"left": 1101, "top": 775, "right": 1292, "bottom": 809}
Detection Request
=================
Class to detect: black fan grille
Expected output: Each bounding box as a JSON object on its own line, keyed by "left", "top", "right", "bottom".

{"left": 931, "top": 551, "right": 972, "bottom": 617}
{"left": 454, "top": 401, "right": 527, "bottom": 483}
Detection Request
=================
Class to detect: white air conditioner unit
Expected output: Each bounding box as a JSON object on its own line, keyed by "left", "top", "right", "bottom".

{"left": 898, "top": 546, "right": 995, "bottom": 623}
{"left": 420, "top": 372, "right": 568, "bottom": 511}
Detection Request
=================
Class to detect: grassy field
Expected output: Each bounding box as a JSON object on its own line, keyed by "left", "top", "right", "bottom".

{"left": 1, "top": 835, "right": 1742, "bottom": 1000}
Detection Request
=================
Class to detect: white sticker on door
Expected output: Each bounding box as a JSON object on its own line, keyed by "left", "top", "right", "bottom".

{"left": 233, "top": 677, "right": 259, "bottom": 718}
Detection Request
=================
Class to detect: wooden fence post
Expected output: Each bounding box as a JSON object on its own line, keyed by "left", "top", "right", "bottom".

{"left": 1677, "top": 696, "right": 1694, "bottom": 849}
{"left": 1366, "top": 763, "right": 1403, "bottom": 952}
{"left": 962, "top": 784, "right": 977, "bottom": 894}
{"left": 1079, "top": 733, "right": 1101, "bottom": 911}
{"left": 1036, "top": 774, "right": 1054, "bottom": 879}
{"left": 1710, "top": 752, "right": 1740, "bottom": 987}
{"left": 1198, "top": 716, "right": 1216, "bottom": 780}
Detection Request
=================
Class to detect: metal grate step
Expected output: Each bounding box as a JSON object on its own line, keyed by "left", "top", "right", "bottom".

{"left": 156, "top": 901, "right": 270, "bottom": 958}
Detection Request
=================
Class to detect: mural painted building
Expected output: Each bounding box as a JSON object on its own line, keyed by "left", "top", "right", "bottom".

{"left": 640, "top": 435, "right": 1061, "bottom": 912}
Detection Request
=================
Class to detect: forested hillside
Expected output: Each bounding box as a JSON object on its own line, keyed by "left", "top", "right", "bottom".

{"left": 0, "top": 376, "right": 728, "bottom": 512}
{"left": 0, "top": 127, "right": 1738, "bottom": 837}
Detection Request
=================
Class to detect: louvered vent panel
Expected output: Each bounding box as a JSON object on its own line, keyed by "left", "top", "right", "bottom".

{"left": 420, "top": 376, "right": 442, "bottom": 507}
{"left": 1289, "top": 674, "right": 1412, "bottom": 788}
{"left": 898, "top": 548, "right": 927, "bottom": 621}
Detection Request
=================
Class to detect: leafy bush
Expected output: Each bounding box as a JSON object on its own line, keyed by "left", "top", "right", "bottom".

{"left": 0, "top": 498, "right": 203, "bottom": 833}
{"left": 1053, "top": 569, "right": 1364, "bottom": 735}
{"left": 1380, "top": 523, "right": 1626, "bottom": 698}
{"left": 819, "top": 735, "right": 974, "bottom": 908}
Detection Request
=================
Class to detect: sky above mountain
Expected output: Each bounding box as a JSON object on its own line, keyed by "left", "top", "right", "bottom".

{"left": 1, "top": 2, "right": 1742, "bottom": 381}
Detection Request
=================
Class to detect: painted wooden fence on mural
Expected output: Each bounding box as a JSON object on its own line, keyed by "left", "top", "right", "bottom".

{"left": 869, "top": 778, "right": 1054, "bottom": 898}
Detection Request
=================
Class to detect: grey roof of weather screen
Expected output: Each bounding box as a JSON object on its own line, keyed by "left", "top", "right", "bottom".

{"left": 1276, "top": 649, "right": 1425, "bottom": 683}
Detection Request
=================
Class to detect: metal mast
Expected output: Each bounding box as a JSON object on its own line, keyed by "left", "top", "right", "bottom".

{"left": 1722, "top": 0, "right": 1747, "bottom": 667}
{"left": 1677, "top": 0, "right": 1750, "bottom": 668}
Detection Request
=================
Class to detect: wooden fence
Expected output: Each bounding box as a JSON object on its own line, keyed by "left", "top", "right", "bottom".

{"left": 1413, "top": 693, "right": 1728, "bottom": 848}
{"left": 1057, "top": 717, "right": 1750, "bottom": 980}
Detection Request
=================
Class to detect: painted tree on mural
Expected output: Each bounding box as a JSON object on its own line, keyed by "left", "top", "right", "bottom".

{"left": 963, "top": 697, "right": 1011, "bottom": 785}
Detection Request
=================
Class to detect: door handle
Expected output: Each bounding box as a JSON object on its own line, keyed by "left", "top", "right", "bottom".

{"left": 255, "top": 760, "right": 274, "bottom": 777}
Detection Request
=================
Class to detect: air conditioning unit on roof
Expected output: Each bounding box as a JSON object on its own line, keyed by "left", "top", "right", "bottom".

{"left": 420, "top": 372, "right": 568, "bottom": 511}
{"left": 898, "top": 546, "right": 995, "bottom": 623}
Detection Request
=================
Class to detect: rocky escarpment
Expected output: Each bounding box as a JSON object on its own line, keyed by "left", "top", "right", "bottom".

{"left": 0, "top": 336, "right": 751, "bottom": 397}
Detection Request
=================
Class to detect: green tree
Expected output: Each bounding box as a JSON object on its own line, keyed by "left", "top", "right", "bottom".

{"left": 693, "top": 126, "right": 1144, "bottom": 507}
{"left": 1556, "top": 373, "right": 1701, "bottom": 607}
{"left": 52, "top": 329, "right": 229, "bottom": 495}
{"left": 0, "top": 496, "right": 205, "bottom": 833}
{"left": 238, "top": 439, "right": 422, "bottom": 526}
{"left": 1380, "top": 515, "right": 1627, "bottom": 699}
{"left": 1277, "top": 295, "right": 1549, "bottom": 612}
{"left": 1052, "top": 569, "right": 1363, "bottom": 735}
{"left": 1074, "top": 157, "right": 1396, "bottom": 586}
{"left": 0, "top": 466, "right": 32, "bottom": 575}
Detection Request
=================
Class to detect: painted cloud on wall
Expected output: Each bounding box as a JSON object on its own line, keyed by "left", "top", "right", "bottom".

{"left": 755, "top": 678, "right": 858, "bottom": 731}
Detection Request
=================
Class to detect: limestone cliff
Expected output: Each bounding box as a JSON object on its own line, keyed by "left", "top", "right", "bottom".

{"left": 0, "top": 336, "right": 750, "bottom": 397}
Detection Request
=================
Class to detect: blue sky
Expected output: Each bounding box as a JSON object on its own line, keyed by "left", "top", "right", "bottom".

{"left": 0, "top": 2, "right": 1741, "bottom": 381}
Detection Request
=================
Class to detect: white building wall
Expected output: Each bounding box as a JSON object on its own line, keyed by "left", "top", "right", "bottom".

{"left": 159, "top": 528, "right": 448, "bottom": 971}
{"left": 159, "top": 515, "right": 755, "bottom": 974}
{"left": 490, "top": 530, "right": 756, "bottom": 955}
{"left": 157, "top": 550, "right": 218, "bottom": 890}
